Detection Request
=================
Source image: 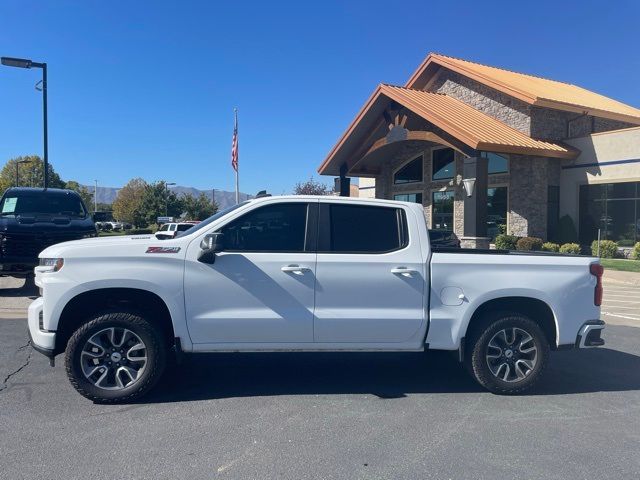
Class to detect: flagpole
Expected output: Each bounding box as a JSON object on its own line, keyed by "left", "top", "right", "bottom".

{"left": 234, "top": 108, "right": 239, "bottom": 204}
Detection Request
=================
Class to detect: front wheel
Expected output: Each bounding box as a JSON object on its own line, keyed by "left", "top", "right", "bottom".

{"left": 467, "top": 312, "right": 550, "bottom": 394}
{"left": 65, "top": 311, "right": 167, "bottom": 403}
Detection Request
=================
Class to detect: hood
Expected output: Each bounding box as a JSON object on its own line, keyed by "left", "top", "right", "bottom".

{"left": 39, "top": 234, "right": 183, "bottom": 259}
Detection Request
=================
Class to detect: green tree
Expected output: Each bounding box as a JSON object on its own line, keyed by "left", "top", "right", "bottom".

{"left": 182, "top": 192, "right": 218, "bottom": 220}
{"left": 112, "top": 178, "right": 148, "bottom": 226}
{"left": 0, "top": 156, "right": 65, "bottom": 193}
{"left": 293, "top": 176, "right": 332, "bottom": 195}
{"left": 139, "top": 181, "right": 184, "bottom": 226}
{"left": 64, "top": 180, "right": 94, "bottom": 209}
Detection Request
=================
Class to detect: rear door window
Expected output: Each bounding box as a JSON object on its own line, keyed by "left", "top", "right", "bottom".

{"left": 320, "top": 204, "right": 407, "bottom": 253}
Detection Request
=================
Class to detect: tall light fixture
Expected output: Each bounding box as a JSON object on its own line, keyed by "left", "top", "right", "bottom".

{"left": 1, "top": 57, "right": 49, "bottom": 188}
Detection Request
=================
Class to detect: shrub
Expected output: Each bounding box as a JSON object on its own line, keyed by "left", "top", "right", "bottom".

{"left": 128, "top": 228, "right": 153, "bottom": 235}
{"left": 495, "top": 234, "right": 519, "bottom": 250}
{"left": 516, "top": 236, "right": 543, "bottom": 251}
{"left": 633, "top": 242, "right": 640, "bottom": 260}
{"left": 541, "top": 242, "right": 560, "bottom": 252}
{"left": 556, "top": 215, "right": 578, "bottom": 244}
{"left": 559, "top": 243, "right": 581, "bottom": 254}
{"left": 591, "top": 239, "right": 618, "bottom": 258}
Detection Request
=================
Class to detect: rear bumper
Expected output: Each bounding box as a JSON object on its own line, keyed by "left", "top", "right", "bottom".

{"left": 575, "top": 320, "right": 605, "bottom": 348}
{"left": 27, "top": 297, "right": 57, "bottom": 358}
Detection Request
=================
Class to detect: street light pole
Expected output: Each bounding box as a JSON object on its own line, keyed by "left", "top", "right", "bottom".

{"left": 42, "top": 62, "right": 48, "bottom": 189}
{"left": 1, "top": 56, "right": 49, "bottom": 188}
{"left": 15, "top": 159, "right": 32, "bottom": 186}
{"left": 165, "top": 182, "right": 176, "bottom": 217}
{"left": 94, "top": 179, "right": 98, "bottom": 213}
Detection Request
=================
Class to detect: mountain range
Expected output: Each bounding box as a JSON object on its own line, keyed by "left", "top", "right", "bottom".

{"left": 85, "top": 185, "right": 251, "bottom": 210}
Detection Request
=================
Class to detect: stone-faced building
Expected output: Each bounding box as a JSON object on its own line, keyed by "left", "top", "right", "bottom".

{"left": 318, "top": 53, "right": 640, "bottom": 248}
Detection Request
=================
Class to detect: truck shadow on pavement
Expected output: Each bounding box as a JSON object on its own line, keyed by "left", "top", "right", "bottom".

{"left": 144, "top": 346, "right": 640, "bottom": 403}
{"left": 0, "top": 277, "right": 39, "bottom": 299}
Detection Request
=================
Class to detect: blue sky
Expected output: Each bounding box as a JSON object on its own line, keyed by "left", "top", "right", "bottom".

{"left": 1, "top": 0, "right": 639, "bottom": 195}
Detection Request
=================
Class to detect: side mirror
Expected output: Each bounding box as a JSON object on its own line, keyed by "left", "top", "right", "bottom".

{"left": 198, "top": 233, "right": 225, "bottom": 264}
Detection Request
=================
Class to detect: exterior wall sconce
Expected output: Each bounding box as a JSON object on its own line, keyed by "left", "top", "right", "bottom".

{"left": 462, "top": 178, "right": 476, "bottom": 197}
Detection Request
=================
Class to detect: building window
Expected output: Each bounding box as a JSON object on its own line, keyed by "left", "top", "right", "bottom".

{"left": 432, "top": 190, "right": 454, "bottom": 230}
{"left": 394, "top": 193, "right": 423, "bottom": 204}
{"left": 487, "top": 187, "right": 508, "bottom": 240}
{"left": 481, "top": 152, "right": 509, "bottom": 174}
{"left": 393, "top": 156, "right": 423, "bottom": 184}
{"left": 432, "top": 148, "right": 455, "bottom": 180}
{"left": 579, "top": 182, "right": 640, "bottom": 246}
{"left": 547, "top": 186, "right": 560, "bottom": 241}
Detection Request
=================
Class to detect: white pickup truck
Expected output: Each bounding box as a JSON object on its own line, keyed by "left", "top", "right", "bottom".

{"left": 28, "top": 195, "right": 605, "bottom": 402}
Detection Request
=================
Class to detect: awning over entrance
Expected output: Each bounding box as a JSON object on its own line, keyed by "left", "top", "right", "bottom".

{"left": 318, "top": 84, "right": 578, "bottom": 177}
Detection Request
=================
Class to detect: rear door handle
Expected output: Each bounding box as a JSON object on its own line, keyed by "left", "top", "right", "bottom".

{"left": 391, "top": 267, "right": 419, "bottom": 276}
{"left": 281, "top": 265, "right": 309, "bottom": 275}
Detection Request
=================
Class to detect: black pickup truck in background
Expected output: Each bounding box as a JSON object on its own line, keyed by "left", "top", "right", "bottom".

{"left": 0, "top": 187, "right": 97, "bottom": 278}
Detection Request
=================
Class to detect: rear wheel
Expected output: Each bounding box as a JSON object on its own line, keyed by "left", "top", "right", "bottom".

{"left": 467, "top": 312, "right": 550, "bottom": 394}
{"left": 65, "top": 311, "right": 167, "bottom": 403}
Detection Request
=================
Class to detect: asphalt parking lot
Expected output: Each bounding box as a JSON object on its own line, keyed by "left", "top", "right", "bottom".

{"left": 1, "top": 275, "right": 640, "bottom": 479}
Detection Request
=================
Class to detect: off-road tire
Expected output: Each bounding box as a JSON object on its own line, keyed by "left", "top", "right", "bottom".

{"left": 65, "top": 311, "right": 167, "bottom": 403}
{"left": 466, "top": 312, "right": 550, "bottom": 395}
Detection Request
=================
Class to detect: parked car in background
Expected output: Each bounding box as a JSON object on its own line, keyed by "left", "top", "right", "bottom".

{"left": 428, "top": 229, "right": 461, "bottom": 249}
{"left": 155, "top": 222, "right": 195, "bottom": 240}
{"left": 29, "top": 196, "right": 604, "bottom": 402}
{"left": 0, "top": 187, "right": 96, "bottom": 278}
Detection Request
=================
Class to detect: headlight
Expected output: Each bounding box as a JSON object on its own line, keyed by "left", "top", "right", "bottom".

{"left": 39, "top": 258, "right": 64, "bottom": 272}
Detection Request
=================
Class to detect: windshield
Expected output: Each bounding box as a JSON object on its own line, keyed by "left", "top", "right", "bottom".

{"left": 178, "top": 201, "right": 251, "bottom": 236}
{"left": 1, "top": 192, "right": 87, "bottom": 217}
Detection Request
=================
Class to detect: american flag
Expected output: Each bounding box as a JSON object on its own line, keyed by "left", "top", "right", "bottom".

{"left": 231, "top": 109, "right": 238, "bottom": 172}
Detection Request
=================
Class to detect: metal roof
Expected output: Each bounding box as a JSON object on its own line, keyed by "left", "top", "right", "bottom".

{"left": 318, "top": 84, "right": 577, "bottom": 175}
{"left": 380, "top": 85, "right": 576, "bottom": 158}
{"left": 407, "top": 53, "right": 640, "bottom": 124}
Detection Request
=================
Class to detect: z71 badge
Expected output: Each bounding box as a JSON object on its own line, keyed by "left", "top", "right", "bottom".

{"left": 146, "top": 246, "right": 181, "bottom": 254}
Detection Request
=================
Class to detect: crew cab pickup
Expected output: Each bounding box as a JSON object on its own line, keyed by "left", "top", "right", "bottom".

{"left": 0, "top": 187, "right": 96, "bottom": 277}
{"left": 28, "top": 196, "right": 605, "bottom": 402}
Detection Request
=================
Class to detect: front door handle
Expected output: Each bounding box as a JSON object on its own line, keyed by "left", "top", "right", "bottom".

{"left": 391, "top": 267, "right": 419, "bottom": 276}
{"left": 281, "top": 265, "right": 309, "bottom": 275}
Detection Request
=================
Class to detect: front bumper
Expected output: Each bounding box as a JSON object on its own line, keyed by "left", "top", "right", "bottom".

{"left": 0, "top": 255, "right": 38, "bottom": 276}
{"left": 28, "top": 297, "right": 57, "bottom": 363}
{"left": 575, "top": 320, "right": 605, "bottom": 348}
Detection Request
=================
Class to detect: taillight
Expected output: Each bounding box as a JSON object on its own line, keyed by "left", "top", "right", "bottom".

{"left": 590, "top": 263, "right": 604, "bottom": 306}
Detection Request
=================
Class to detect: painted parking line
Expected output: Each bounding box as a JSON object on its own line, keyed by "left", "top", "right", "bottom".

{"left": 602, "top": 311, "right": 640, "bottom": 321}
{"left": 599, "top": 300, "right": 640, "bottom": 305}
{"left": 601, "top": 306, "right": 640, "bottom": 312}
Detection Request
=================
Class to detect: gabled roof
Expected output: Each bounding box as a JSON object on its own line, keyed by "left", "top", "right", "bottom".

{"left": 406, "top": 53, "right": 640, "bottom": 125}
{"left": 318, "top": 84, "right": 577, "bottom": 175}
